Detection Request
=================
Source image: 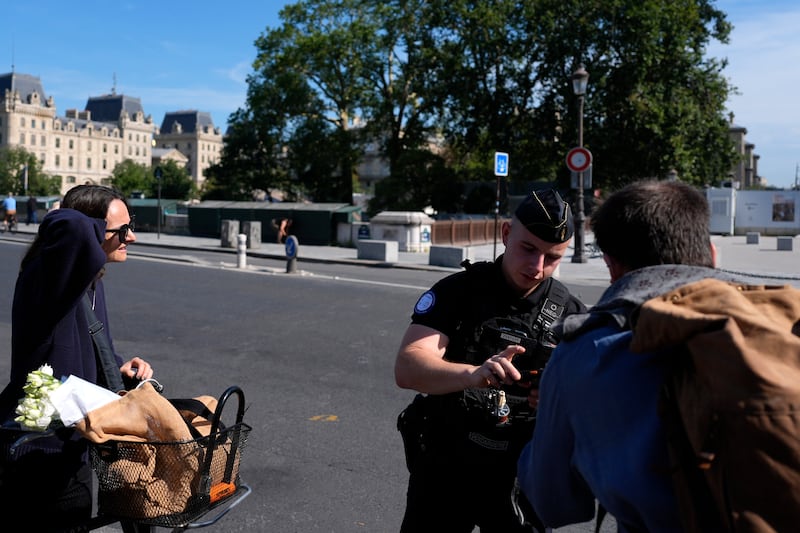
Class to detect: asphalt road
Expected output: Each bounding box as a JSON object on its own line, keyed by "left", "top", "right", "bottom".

{"left": 0, "top": 239, "right": 613, "bottom": 532}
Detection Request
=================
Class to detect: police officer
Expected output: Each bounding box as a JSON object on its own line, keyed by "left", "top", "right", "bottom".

{"left": 395, "top": 189, "right": 587, "bottom": 533}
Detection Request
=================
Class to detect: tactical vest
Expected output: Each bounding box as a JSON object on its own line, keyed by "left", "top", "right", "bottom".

{"left": 444, "top": 260, "right": 570, "bottom": 426}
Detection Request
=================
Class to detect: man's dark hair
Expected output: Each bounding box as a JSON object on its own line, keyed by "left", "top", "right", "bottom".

{"left": 591, "top": 179, "right": 713, "bottom": 270}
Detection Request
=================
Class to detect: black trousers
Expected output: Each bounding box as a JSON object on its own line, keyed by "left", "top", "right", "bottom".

{"left": 400, "top": 441, "right": 542, "bottom": 533}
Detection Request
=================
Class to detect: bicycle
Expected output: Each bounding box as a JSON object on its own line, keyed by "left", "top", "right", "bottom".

{"left": 1, "top": 212, "right": 17, "bottom": 234}
{"left": 4, "top": 385, "right": 252, "bottom": 532}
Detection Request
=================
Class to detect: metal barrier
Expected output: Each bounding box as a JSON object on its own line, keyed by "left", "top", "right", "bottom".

{"left": 430, "top": 218, "right": 508, "bottom": 246}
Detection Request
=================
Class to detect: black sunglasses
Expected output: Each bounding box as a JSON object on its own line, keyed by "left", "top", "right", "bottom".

{"left": 105, "top": 217, "right": 135, "bottom": 243}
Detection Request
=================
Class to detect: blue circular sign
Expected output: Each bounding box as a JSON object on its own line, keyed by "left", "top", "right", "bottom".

{"left": 285, "top": 235, "right": 298, "bottom": 259}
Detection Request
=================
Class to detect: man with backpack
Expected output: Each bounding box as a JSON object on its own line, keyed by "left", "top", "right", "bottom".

{"left": 516, "top": 179, "right": 800, "bottom": 532}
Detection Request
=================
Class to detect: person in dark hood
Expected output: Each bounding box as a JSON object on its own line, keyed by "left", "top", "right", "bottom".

{"left": 0, "top": 184, "right": 154, "bottom": 531}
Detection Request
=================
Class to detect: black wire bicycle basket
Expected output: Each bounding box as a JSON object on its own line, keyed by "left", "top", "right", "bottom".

{"left": 90, "top": 385, "right": 251, "bottom": 527}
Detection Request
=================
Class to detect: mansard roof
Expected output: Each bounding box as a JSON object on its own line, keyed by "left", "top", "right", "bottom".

{"left": 85, "top": 93, "right": 145, "bottom": 122}
{"left": 160, "top": 110, "right": 215, "bottom": 134}
{"left": 0, "top": 72, "right": 48, "bottom": 102}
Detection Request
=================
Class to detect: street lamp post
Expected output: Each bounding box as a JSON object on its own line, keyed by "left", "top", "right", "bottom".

{"left": 154, "top": 166, "right": 163, "bottom": 239}
{"left": 571, "top": 64, "right": 589, "bottom": 264}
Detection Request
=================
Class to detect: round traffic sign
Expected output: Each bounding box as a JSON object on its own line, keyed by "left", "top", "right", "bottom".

{"left": 566, "top": 147, "right": 592, "bottom": 173}
{"left": 285, "top": 235, "right": 299, "bottom": 259}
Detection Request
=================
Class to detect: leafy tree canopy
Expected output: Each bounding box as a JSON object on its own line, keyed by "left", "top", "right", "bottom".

{"left": 150, "top": 160, "right": 196, "bottom": 200}
{"left": 216, "top": 0, "right": 736, "bottom": 213}
{"left": 110, "top": 159, "right": 151, "bottom": 198}
{"left": 0, "top": 147, "right": 61, "bottom": 196}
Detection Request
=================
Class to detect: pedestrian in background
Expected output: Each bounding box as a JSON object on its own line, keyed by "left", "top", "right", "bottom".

{"left": 26, "top": 195, "right": 38, "bottom": 225}
{"left": 2, "top": 192, "right": 16, "bottom": 231}
{"left": 395, "top": 189, "right": 587, "bottom": 533}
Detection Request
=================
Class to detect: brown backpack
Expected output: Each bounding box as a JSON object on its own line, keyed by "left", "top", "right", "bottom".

{"left": 630, "top": 278, "right": 800, "bottom": 532}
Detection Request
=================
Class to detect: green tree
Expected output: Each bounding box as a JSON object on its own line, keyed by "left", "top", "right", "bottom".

{"left": 222, "top": 0, "right": 735, "bottom": 212}
{"left": 0, "top": 147, "right": 60, "bottom": 196}
{"left": 525, "top": 0, "right": 735, "bottom": 190}
{"left": 150, "top": 160, "right": 196, "bottom": 200}
{"left": 220, "top": 0, "right": 438, "bottom": 205}
{"left": 412, "top": 0, "right": 553, "bottom": 185}
{"left": 110, "top": 159, "right": 151, "bottom": 198}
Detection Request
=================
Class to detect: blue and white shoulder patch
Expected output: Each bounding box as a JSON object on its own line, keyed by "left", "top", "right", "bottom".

{"left": 414, "top": 291, "right": 436, "bottom": 314}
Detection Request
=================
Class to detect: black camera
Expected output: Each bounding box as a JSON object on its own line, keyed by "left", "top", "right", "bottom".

{"left": 479, "top": 323, "right": 556, "bottom": 385}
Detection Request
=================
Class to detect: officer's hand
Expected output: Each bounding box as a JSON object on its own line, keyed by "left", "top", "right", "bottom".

{"left": 474, "top": 345, "right": 525, "bottom": 388}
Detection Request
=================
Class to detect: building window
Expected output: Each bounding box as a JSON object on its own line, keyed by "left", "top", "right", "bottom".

{"left": 69, "top": 140, "right": 74, "bottom": 150}
{"left": 40, "top": 135, "right": 46, "bottom": 146}
{"left": 114, "top": 145, "right": 119, "bottom": 154}
{"left": 102, "top": 159, "right": 107, "bottom": 169}
{"left": 135, "top": 147, "right": 140, "bottom": 156}
{"left": 39, "top": 154, "right": 45, "bottom": 165}
{"left": 88, "top": 141, "right": 92, "bottom": 151}
{"left": 30, "top": 135, "right": 36, "bottom": 146}
{"left": 31, "top": 119, "right": 36, "bottom": 129}
{"left": 87, "top": 158, "right": 92, "bottom": 169}
{"left": 103, "top": 144, "right": 107, "bottom": 153}
{"left": 128, "top": 146, "right": 132, "bottom": 155}
{"left": 67, "top": 176, "right": 76, "bottom": 184}
{"left": 68, "top": 156, "right": 74, "bottom": 168}
{"left": 56, "top": 138, "right": 61, "bottom": 148}
{"left": 20, "top": 117, "right": 25, "bottom": 127}
{"left": 55, "top": 155, "right": 60, "bottom": 167}
{"left": 19, "top": 133, "right": 25, "bottom": 144}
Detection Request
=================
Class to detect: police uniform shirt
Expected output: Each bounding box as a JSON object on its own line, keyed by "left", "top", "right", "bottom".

{"left": 410, "top": 256, "right": 585, "bottom": 364}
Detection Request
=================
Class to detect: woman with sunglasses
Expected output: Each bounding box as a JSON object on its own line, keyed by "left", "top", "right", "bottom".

{"left": 0, "top": 184, "right": 154, "bottom": 531}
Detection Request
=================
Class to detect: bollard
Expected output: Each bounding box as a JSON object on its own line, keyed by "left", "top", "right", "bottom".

{"left": 237, "top": 234, "right": 247, "bottom": 268}
{"left": 285, "top": 235, "right": 299, "bottom": 273}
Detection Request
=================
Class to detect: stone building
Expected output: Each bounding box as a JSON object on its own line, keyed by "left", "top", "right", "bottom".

{"left": 156, "top": 110, "right": 223, "bottom": 190}
{"left": 0, "top": 71, "right": 223, "bottom": 196}
{"left": 728, "top": 113, "right": 764, "bottom": 188}
{"left": 0, "top": 71, "right": 156, "bottom": 194}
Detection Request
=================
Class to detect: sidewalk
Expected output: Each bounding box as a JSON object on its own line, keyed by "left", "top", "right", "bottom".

{"left": 130, "top": 229, "right": 800, "bottom": 285}
{"left": 130, "top": 229, "right": 614, "bottom": 282}
{"left": 5, "top": 224, "right": 799, "bottom": 287}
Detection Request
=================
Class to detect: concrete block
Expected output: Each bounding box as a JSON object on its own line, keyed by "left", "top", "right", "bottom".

{"left": 429, "top": 245, "right": 473, "bottom": 268}
{"left": 777, "top": 236, "right": 793, "bottom": 251}
{"left": 746, "top": 232, "right": 759, "bottom": 244}
{"left": 241, "top": 221, "right": 262, "bottom": 249}
{"left": 220, "top": 219, "right": 240, "bottom": 248}
{"left": 357, "top": 239, "right": 399, "bottom": 262}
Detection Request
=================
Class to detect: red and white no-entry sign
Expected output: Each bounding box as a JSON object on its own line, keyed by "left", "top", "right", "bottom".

{"left": 566, "top": 147, "right": 592, "bottom": 173}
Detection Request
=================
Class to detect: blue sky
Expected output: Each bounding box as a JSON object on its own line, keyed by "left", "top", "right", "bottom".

{"left": 2, "top": 1, "right": 798, "bottom": 188}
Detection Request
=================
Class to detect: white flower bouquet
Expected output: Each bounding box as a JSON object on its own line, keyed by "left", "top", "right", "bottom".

{"left": 14, "top": 364, "right": 62, "bottom": 431}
